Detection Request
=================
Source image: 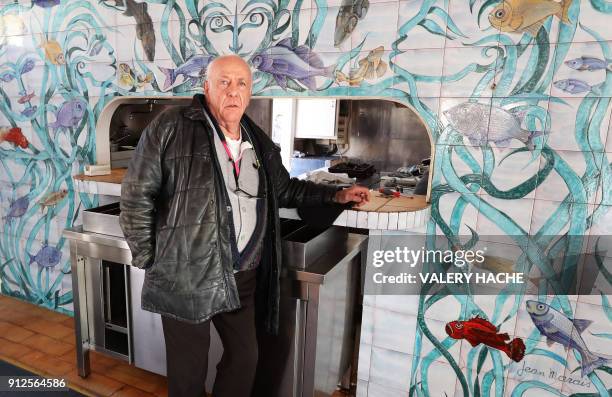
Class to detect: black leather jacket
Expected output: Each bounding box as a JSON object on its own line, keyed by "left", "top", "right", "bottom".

{"left": 119, "top": 94, "right": 338, "bottom": 333}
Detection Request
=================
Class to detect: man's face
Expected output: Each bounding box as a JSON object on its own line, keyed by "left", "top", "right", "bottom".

{"left": 204, "top": 57, "right": 252, "bottom": 126}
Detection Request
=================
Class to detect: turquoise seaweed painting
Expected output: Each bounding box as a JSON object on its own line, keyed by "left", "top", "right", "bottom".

{"left": 0, "top": 0, "right": 610, "bottom": 396}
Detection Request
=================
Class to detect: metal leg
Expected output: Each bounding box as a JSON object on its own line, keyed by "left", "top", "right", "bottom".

{"left": 70, "top": 243, "right": 91, "bottom": 377}
{"left": 302, "top": 283, "right": 320, "bottom": 397}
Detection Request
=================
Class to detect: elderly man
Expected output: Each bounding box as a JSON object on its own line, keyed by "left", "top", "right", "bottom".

{"left": 119, "top": 55, "right": 370, "bottom": 397}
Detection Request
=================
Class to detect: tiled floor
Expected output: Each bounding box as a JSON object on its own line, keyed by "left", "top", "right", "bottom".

{"left": 0, "top": 294, "right": 354, "bottom": 397}
{"left": 0, "top": 295, "right": 168, "bottom": 397}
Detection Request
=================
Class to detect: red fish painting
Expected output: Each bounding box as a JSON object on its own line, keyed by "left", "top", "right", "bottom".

{"left": 0, "top": 127, "right": 28, "bottom": 149}
{"left": 445, "top": 317, "right": 525, "bottom": 362}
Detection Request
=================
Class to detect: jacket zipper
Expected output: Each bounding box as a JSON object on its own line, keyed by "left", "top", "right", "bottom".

{"left": 197, "top": 113, "right": 240, "bottom": 310}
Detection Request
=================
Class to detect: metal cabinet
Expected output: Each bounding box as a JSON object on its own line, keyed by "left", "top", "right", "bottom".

{"left": 253, "top": 233, "right": 366, "bottom": 397}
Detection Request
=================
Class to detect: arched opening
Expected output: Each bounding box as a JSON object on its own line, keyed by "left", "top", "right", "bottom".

{"left": 245, "top": 97, "right": 434, "bottom": 200}
{"left": 93, "top": 95, "right": 433, "bottom": 224}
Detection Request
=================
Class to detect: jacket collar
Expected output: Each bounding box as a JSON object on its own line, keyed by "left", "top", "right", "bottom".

{"left": 183, "top": 94, "right": 209, "bottom": 121}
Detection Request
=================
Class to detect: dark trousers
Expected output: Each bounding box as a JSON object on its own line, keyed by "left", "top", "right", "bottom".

{"left": 161, "top": 269, "right": 258, "bottom": 397}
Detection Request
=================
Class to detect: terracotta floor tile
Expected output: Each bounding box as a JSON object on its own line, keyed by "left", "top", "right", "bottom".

{"left": 3, "top": 308, "right": 42, "bottom": 327}
{"left": 105, "top": 365, "right": 163, "bottom": 393}
{"left": 61, "top": 330, "right": 77, "bottom": 345}
{"left": 36, "top": 308, "right": 71, "bottom": 323}
{"left": 112, "top": 385, "right": 157, "bottom": 397}
{"left": 0, "top": 306, "right": 13, "bottom": 318}
{"left": 0, "top": 337, "right": 34, "bottom": 360}
{"left": 64, "top": 369, "right": 124, "bottom": 397}
{"left": 0, "top": 321, "right": 35, "bottom": 342}
{"left": 23, "top": 319, "right": 74, "bottom": 340}
{"left": 19, "top": 350, "right": 75, "bottom": 377}
{"left": 0, "top": 296, "right": 173, "bottom": 397}
{"left": 59, "top": 348, "right": 77, "bottom": 366}
{"left": 21, "top": 333, "right": 74, "bottom": 357}
{"left": 90, "top": 351, "right": 121, "bottom": 371}
{"left": 110, "top": 363, "right": 164, "bottom": 382}
{"left": 61, "top": 316, "right": 76, "bottom": 328}
{"left": 152, "top": 382, "right": 168, "bottom": 397}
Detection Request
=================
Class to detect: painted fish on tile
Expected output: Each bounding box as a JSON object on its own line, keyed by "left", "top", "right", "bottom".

{"left": 335, "top": 46, "right": 387, "bottom": 86}
{"left": 554, "top": 78, "right": 604, "bottom": 95}
{"left": 446, "top": 316, "right": 526, "bottom": 362}
{"left": 40, "top": 39, "right": 65, "bottom": 65}
{"left": 17, "top": 92, "right": 35, "bottom": 104}
{"left": 158, "top": 54, "right": 213, "bottom": 91}
{"left": 20, "top": 58, "right": 35, "bottom": 75}
{"left": 21, "top": 106, "right": 37, "bottom": 118}
{"left": 565, "top": 56, "right": 612, "bottom": 72}
{"left": 33, "top": 0, "right": 60, "bottom": 8}
{"left": 88, "top": 34, "right": 106, "bottom": 56}
{"left": 526, "top": 300, "right": 610, "bottom": 376}
{"left": 334, "top": 0, "right": 370, "bottom": 47}
{"left": 115, "top": 0, "right": 155, "bottom": 62}
{"left": 48, "top": 99, "right": 87, "bottom": 132}
{"left": 0, "top": 127, "right": 28, "bottom": 149}
{"left": 29, "top": 244, "right": 62, "bottom": 268}
{"left": 251, "top": 38, "right": 336, "bottom": 91}
{"left": 39, "top": 189, "right": 68, "bottom": 211}
{"left": 0, "top": 71, "right": 15, "bottom": 83}
{"left": 3, "top": 195, "right": 29, "bottom": 221}
{"left": 488, "top": 0, "right": 573, "bottom": 36}
{"left": 443, "top": 102, "right": 545, "bottom": 151}
{"left": 118, "top": 63, "right": 153, "bottom": 89}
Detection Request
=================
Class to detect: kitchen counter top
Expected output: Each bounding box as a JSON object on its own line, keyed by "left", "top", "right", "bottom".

{"left": 74, "top": 168, "right": 430, "bottom": 230}
{"left": 74, "top": 168, "right": 127, "bottom": 183}
{"left": 73, "top": 168, "right": 126, "bottom": 196}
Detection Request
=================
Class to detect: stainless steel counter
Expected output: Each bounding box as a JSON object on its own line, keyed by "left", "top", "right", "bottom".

{"left": 64, "top": 224, "right": 367, "bottom": 397}
{"left": 284, "top": 233, "right": 366, "bottom": 284}
{"left": 63, "top": 225, "right": 365, "bottom": 285}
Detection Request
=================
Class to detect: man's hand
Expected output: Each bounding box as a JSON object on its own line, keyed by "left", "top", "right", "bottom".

{"left": 334, "top": 185, "right": 371, "bottom": 207}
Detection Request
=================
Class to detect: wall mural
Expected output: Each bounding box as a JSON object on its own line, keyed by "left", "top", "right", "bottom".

{"left": 0, "top": 0, "right": 610, "bottom": 395}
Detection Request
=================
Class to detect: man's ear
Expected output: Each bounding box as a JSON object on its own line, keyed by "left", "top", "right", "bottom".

{"left": 203, "top": 80, "right": 209, "bottom": 93}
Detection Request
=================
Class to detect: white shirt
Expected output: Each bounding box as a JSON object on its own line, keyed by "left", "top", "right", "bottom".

{"left": 225, "top": 131, "right": 242, "bottom": 160}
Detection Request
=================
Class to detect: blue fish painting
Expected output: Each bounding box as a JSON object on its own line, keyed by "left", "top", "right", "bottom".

{"left": 20, "top": 58, "right": 35, "bottom": 75}
{"left": 0, "top": 71, "right": 15, "bottom": 82}
{"left": 443, "top": 102, "right": 545, "bottom": 151}
{"left": 553, "top": 78, "right": 603, "bottom": 94}
{"left": 21, "top": 106, "right": 37, "bottom": 118}
{"left": 48, "top": 99, "right": 87, "bottom": 131}
{"left": 29, "top": 245, "right": 62, "bottom": 268}
{"left": 4, "top": 195, "right": 29, "bottom": 221}
{"left": 565, "top": 56, "right": 612, "bottom": 72}
{"left": 251, "top": 38, "right": 336, "bottom": 90}
{"left": 89, "top": 37, "right": 104, "bottom": 56}
{"left": 526, "top": 301, "right": 610, "bottom": 377}
{"left": 33, "top": 0, "right": 60, "bottom": 8}
{"left": 158, "top": 54, "right": 214, "bottom": 91}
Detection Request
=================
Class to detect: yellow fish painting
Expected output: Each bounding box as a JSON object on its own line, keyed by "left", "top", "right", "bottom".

{"left": 40, "top": 39, "right": 65, "bottom": 65}
{"left": 118, "top": 63, "right": 153, "bottom": 89}
{"left": 118, "top": 63, "right": 136, "bottom": 87}
{"left": 39, "top": 189, "right": 68, "bottom": 211}
{"left": 488, "top": 0, "right": 573, "bottom": 36}
{"left": 335, "top": 46, "right": 387, "bottom": 86}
